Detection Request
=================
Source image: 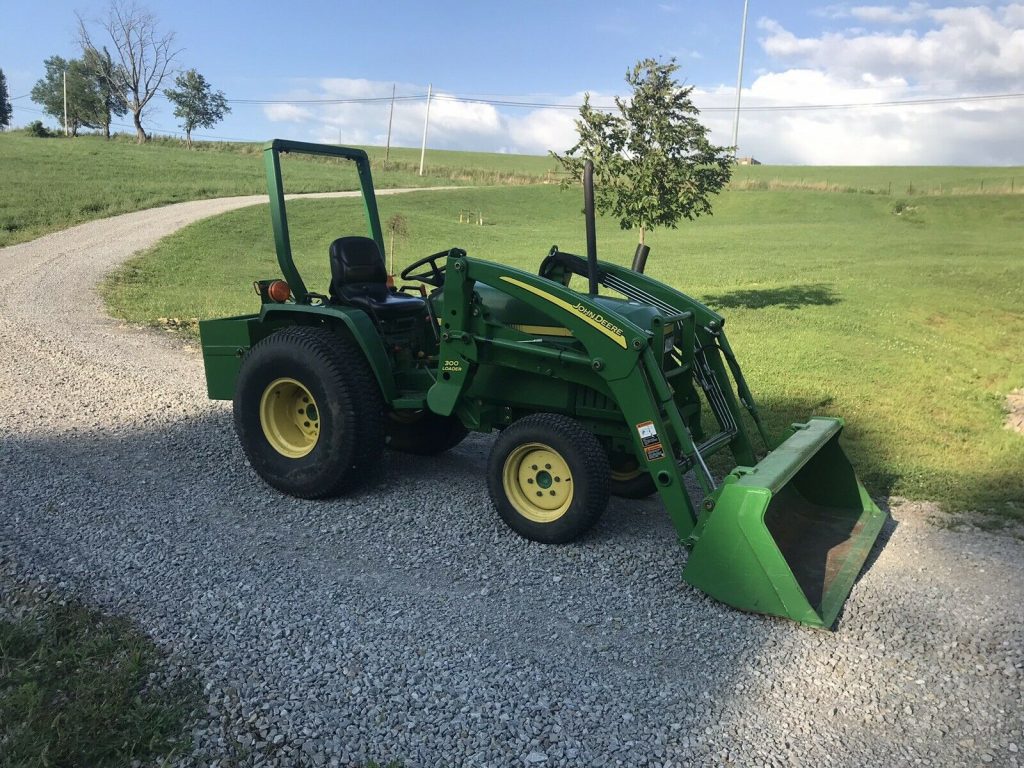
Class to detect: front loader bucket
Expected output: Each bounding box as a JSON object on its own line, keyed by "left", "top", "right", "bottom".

{"left": 683, "top": 417, "right": 886, "bottom": 629}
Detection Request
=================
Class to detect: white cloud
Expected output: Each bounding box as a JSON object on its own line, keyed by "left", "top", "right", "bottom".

{"left": 258, "top": 5, "right": 1024, "bottom": 165}
{"left": 264, "top": 104, "right": 314, "bottom": 123}
{"left": 702, "top": 69, "right": 1024, "bottom": 164}
{"left": 848, "top": 3, "right": 930, "bottom": 24}
{"left": 506, "top": 106, "right": 581, "bottom": 156}
{"left": 721, "top": 4, "right": 1024, "bottom": 163}
{"left": 267, "top": 80, "right": 608, "bottom": 156}
{"left": 759, "top": 4, "right": 1024, "bottom": 87}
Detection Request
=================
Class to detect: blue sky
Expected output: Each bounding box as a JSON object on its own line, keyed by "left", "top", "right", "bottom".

{"left": 3, "top": 1, "right": 1022, "bottom": 163}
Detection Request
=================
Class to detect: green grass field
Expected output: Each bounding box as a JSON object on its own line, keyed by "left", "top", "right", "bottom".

{"left": 104, "top": 183, "right": 1024, "bottom": 519}
{"left": 5, "top": 131, "right": 1021, "bottom": 248}
{"left": 732, "top": 164, "right": 1023, "bottom": 195}
{"left": 0, "top": 133, "right": 553, "bottom": 248}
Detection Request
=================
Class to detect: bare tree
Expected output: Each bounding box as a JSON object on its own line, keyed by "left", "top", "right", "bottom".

{"left": 78, "top": 2, "right": 180, "bottom": 143}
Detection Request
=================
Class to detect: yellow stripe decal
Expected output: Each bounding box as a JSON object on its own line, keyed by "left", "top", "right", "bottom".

{"left": 499, "top": 277, "right": 628, "bottom": 349}
{"left": 510, "top": 324, "right": 574, "bottom": 337}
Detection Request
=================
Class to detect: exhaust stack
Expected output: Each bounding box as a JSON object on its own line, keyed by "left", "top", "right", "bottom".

{"left": 583, "top": 160, "right": 598, "bottom": 295}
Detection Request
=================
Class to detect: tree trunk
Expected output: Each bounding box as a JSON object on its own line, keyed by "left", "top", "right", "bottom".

{"left": 133, "top": 110, "right": 147, "bottom": 143}
{"left": 185, "top": 128, "right": 192, "bottom": 149}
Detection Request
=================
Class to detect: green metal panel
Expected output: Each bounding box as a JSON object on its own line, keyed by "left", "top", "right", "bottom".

{"left": 198, "top": 315, "right": 259, "bottom": 399}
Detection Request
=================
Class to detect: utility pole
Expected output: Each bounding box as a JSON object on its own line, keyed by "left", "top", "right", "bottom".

{"left": 732, "top": 0, "right": 750, "bottom": 156}
{"left": 63, "top": 69, "right": 69, "bottom": 137}
{"left": 385, "top": 83, "right": 396, "bottom": 165}
{"left": 419, "top": 83, "right": 432, "bottom": 176}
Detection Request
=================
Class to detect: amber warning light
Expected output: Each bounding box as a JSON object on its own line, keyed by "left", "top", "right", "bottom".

{"left": 267, "top": 280, "right": 291, "bottom": 302}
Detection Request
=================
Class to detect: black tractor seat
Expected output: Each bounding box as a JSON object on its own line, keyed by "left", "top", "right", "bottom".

{"left": 328, "top": 236, "right": 425, "bottom": 321}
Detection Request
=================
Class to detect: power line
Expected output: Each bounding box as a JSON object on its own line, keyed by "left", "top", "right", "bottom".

{"left": 21, "top": 84, "right": 1024, "bottom": 115}
{"left": 202, "top": 89, "right": 1024, "bottom": 113}
{"left": 225, "top": 95, "right": 423, "bottom": 105}
{"left": 428, "top": 90, "right": 1024, "bottom": 112}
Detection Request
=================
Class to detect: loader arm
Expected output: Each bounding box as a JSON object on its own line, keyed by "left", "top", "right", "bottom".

{"left": 429, "top": 251, "right": 749, "bottom": 539}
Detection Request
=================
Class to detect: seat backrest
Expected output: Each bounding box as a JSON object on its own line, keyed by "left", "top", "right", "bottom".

{"left": 329, "top": 236, "right": 386, "bottom": 295}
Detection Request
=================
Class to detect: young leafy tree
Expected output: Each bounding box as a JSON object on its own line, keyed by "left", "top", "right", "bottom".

{"left": 30, "top": 56, "right": 103, "bottom": 136}
{"left": 552, "top": 58, "right": 732, "bottom": 266}
{"left": 0, "top": 69, "right": 12, "bottom": 130}
{"left": 163, "top": 69, "right": 230, "bottom": 148}
{"left": 81, "top": 46, "right": 128, "bottom": 139}
{"left": 78, "top": 2, "right": 180, "bottom": 143}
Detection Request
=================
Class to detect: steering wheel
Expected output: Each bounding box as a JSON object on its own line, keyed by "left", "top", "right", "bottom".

{"left": 400, "top": 250, "right": 450, "bottom": 288}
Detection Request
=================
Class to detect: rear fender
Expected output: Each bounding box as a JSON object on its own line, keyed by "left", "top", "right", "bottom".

{"left": 258, "top": 304, "right": 397, "bottom": 403}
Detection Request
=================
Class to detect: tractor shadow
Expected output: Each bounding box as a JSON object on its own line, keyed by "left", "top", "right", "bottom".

{"left": 703, "top": 283, "right": 841, "bottom": 311}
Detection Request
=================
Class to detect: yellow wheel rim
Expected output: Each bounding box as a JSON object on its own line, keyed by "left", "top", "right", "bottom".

{"left": 610, "top": 457, "right": 644, "bottom": 482}
{"left": 259, "top": 377, "right": 320, "bottom": 458}
{"left": 502, "top": 442, "right": 574, "bottom": 523}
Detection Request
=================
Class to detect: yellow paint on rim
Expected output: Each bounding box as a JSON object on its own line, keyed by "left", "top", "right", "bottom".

{"left": 610, "top": 462, "right": 645, "bottom": 482}
{"left": 499, "top": 276, "right": 628, "bottom": 349}
{"left": 502, "top": 442, "right": 574, "bottom": 523}
{"left": 259, "top": 377, "right": 320, "bottom": 458}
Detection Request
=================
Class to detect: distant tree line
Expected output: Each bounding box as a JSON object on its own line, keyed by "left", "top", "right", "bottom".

{"left": 0, "top": 69, "right": 12, "bottom": 130}
{"left": 22, "top": 0, "right": 229, "bottom": 146}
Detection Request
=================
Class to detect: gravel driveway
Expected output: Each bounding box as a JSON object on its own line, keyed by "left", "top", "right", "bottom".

{"left": 1, "top": 196, "right": 1021, "bottom": 767}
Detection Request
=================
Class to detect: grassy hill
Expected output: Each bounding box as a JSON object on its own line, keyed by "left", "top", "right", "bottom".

{"left": 3, "top": 131, "right": 1021, "bottom": 247}
{"left": 0, "top": 134, "right": 551, "bottom": 248}
{"left": 104, "top": 183, "right": 1024, "bottom": 518}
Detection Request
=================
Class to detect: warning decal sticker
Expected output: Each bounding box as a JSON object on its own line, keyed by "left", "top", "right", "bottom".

{"left": 644, "top": 444, "right": 665, "bottom": 461}
{"left": 636, "top": 421, "right": 665, "bottom": 462}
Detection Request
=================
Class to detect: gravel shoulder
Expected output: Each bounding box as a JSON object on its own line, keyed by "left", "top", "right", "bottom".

{"left": 1, "top": 197, "right": 1022, "bottom": 767}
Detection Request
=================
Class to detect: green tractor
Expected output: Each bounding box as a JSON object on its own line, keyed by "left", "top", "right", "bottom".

{"left": 199, "top": 140, "right": 886, "bottom": 628}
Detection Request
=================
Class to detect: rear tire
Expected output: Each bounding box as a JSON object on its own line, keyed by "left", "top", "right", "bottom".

{"left": 386, "top": 409, "right": 468, "bottom": 455}
{"left": 487, "top": 414, "right": 610, "bottom": 544}
{"left": 233, "top": 326, "right": 384, "bottom": 498}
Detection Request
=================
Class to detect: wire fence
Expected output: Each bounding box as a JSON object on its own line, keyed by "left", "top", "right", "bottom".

{"left": 726, "top": 177, "right": 1022, "bottom": 196}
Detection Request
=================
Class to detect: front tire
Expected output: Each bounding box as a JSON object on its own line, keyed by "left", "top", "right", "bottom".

{"left": 487, "top": 414, "right": 610, "bottom": 544}
{"left": 233, "top": 326, "right": 384, "bottom": 498}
